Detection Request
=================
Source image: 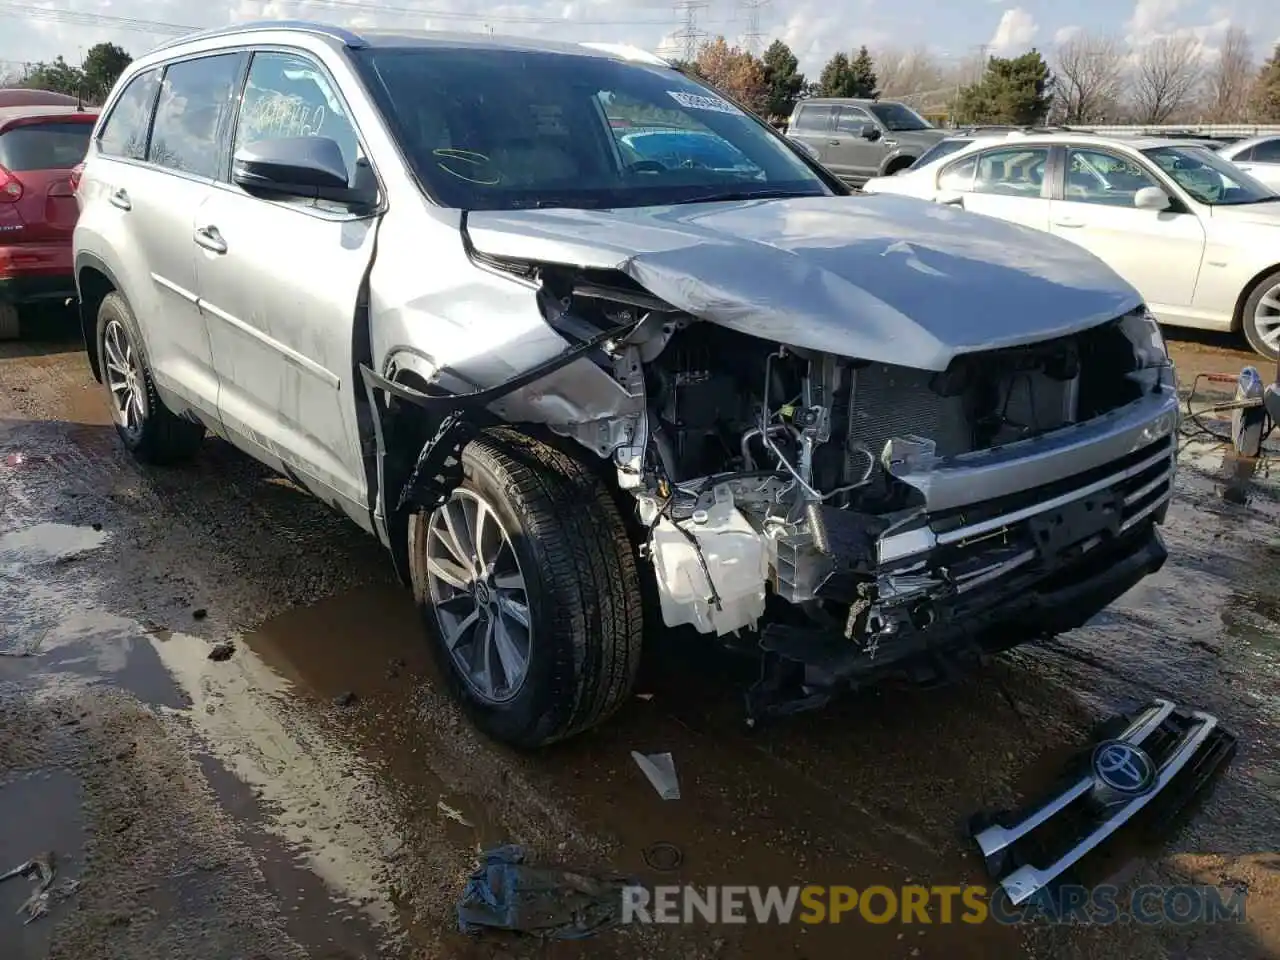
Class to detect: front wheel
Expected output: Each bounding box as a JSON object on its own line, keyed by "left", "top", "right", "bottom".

{"left": 408, "top": 429, "right": 643, "bottom": 748}
{"left": 1241, "top": 268, "right": 1280, "bottom": 361}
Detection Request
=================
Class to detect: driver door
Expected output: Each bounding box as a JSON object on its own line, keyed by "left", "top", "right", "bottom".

{"left": 1048, "top": 147, "right": 1205, "bottom": 310}
{"left": 195, "top": 49, "right": 380, "bottom": 521}
{"left": 832, "top": 105, "right": 883, "bottom": 184}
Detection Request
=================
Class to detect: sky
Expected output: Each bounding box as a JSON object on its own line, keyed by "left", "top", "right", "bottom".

{"left": 1, "top": 0, "right": 1278, "bottom": 80}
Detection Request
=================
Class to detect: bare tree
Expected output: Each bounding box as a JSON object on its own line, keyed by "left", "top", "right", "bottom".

{"left": 875, "top": 46, "right": 944, "bottom": 101}
{"left": 1206, "top": 25, "right": 1254, "bottom": 122}
{"left": 1053, "top": 32, "right": 1126, "bottom": 123}
{"left": 1131, "top": 36, "right": 1205, "bottom": 124}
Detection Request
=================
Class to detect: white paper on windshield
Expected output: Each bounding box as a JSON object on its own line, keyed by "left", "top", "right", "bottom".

{"left": 667, "top": 90, "right": 744, "bottom": 116}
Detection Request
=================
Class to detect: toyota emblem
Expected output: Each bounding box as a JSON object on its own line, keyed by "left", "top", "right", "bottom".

{"left": 1091, "top": 740, "right": 1158, "bottom": 796}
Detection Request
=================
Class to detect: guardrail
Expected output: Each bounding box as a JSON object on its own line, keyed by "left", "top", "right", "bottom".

{"left": 1063, "top": 124, "right": 1280, "bottom": 137}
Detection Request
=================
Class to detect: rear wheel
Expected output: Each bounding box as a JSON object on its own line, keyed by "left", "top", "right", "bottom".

{"left": 96, "top": 292, "right": 205, "bottom": 464}
{"left": 0, "top": 303, "right": 18, "bottom": 340}
{"left": 1241, "top": 268, "right": 1280, "bottom": 361}
{"left": 408, "top": 429, "right": 643, "bottom": 748}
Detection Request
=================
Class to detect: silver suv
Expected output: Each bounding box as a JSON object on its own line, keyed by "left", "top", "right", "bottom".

{"left": 74, "top": 22, "right": 1179, "bottom": 747}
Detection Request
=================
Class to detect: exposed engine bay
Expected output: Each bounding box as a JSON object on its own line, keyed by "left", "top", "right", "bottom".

{"left": 522, "top": 265, "right": 1177, "bottom": 697}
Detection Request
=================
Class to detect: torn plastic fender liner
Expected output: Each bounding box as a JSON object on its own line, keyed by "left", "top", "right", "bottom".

{"left": 359, "top": 314, "right": 645, "bottom": 517}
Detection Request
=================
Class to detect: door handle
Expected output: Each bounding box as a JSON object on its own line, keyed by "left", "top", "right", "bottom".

{"left": 109, "top": 188, "right": 131, "bottom": 211}
{"left": 1053, "top": 218, "right": 1084, "bottom": 228}
{"left": 828, "top": 139, "right": 841, "bottom": 145}
{"left": 194, "top": 225, "right": 227, "bottom": 254}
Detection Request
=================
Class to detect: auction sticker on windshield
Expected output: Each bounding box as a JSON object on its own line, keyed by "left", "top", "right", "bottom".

{"left": 668, "top": 90, "right": 743, "bottom": 115}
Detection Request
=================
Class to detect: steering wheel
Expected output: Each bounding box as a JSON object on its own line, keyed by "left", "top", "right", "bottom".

{"left": 627, "top": 160, "right": 668, "bottom": 174}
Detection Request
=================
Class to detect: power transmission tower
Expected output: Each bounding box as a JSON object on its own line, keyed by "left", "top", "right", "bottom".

{"left": 739, "top": 0, "right": 768, "bottom": 53}
{"left": 672, "top": 0, "right": 709, "bottom": 63}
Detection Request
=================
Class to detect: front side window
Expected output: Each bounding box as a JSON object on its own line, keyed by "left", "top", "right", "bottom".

{"left": 791, "top": 105, "right": 833, "bottom": 132}
{"left": 938, "top": 155, "right": 977, "bottom": 192}
{"left": 867, "top": 102, "right": 931, "bottom": 132}
{"left": 354, "top": 47, "right": 829, "bottom": 210}
{"left": 1142, "top": 145, "right": 1275, "bottom": 205}
{"left": 235, "top": 51, "right": 361, "bottom": 182}
{"left": 834, "top": 107, "right": 872, "bottom": 134}
{"left": 1065, "top": 148, "right": 1160, "bottom": 206}
{"left": 149, "top": 54, "right": 243, "bottom": 179}
{"left": 98, "top": 68, "right": 160, "bottom": 161}
{"left": 0, "top": 121, "right": 93, "bottom": 171}
{"left": 972, "top": 147, "right": 1048, "bottom": 197}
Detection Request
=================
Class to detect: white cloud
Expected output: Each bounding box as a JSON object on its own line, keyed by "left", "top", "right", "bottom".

{"left": 1125, "top": 0, "right": 1183, "bottom": 40}
{"left": 988, "top": 7, "right": 1037, "bottom": 53}
{"left": 1053, "top": 24, "right": 1082, "bottom": 46}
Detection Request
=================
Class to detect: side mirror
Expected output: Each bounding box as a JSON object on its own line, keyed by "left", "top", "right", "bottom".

{"left": 232, "top": 136, "right": 374, "bottom": 208}
{"left": 1133, "top": 186, "right": 1171, "bottom": 211}
{"left": 859, "top": 124, "right": 881, "bottom": 141}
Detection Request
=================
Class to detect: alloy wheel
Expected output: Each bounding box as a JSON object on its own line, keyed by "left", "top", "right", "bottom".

{"left": 102, "top": 319, "right": 147, "bottom": 438}
{"left": 423, "top": 489, "right": 532, "bottom": 704}
{"left": 1252, "top": 281, "right": 1280, "bottom": 354}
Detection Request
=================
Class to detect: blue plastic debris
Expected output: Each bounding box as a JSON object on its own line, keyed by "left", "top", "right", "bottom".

{"left": 456, "top": 844, "right": 637, "bottom": 940}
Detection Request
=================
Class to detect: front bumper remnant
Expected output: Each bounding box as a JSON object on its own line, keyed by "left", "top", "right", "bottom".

{"left": 970, "top": 699, "right": 1237, "bottom": 906}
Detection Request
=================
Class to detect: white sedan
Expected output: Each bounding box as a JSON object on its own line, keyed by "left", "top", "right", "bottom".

{"left": 1218, "top": 134, "right": 1280, "bottom": 192}
{"left": 863, "top": 133, "right": 1280, "bottom": 359}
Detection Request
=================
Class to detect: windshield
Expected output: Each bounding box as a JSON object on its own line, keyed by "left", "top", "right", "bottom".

{"left": 911, "top": 137, "right": 971, "bottom": 168}
{"left": 1141, "top": 145, "right": 1276, "bottom": 205}
{"left": 0, "top": 120, "right": 92, "bottom": 171}
{"left": 867, "top": 102, "right": 931, "bottom": 132}
{"left": 354, "top": 47, "right": 830, "bottom": 211}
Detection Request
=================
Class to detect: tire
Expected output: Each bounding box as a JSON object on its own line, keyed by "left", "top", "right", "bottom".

{"left": 1241, "top": 268, "right": 1280, "bottom": 361}
{"left": 0, "top": 303, "right": 18, "bottom": 340}
{"left": 96, "top": 291, "right": 204, "bottom": 464}
{"left": 409, "top": 428, "right": 643, "bottom": 748}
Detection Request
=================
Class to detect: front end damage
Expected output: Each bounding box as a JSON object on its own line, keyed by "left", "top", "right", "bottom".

{"left": 364, "top": 212, "right": 1179, "bottom": 723}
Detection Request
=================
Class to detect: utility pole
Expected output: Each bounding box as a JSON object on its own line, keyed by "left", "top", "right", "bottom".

{"left": 739, "top": 0, "right": 768, "bottom": 54}
{"left": 672, "top": 0, "right": 709, "bottom": 63}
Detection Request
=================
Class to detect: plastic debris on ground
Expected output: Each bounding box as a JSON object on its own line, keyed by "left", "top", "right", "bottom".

{"left": 1, "top": 852, "right": 56, "bottom": 924}
{"left": 631, "top": 750, "right": 681, "bottom": 800}
{"left": 457, "top": 844, "right": 637, "bottom": 940}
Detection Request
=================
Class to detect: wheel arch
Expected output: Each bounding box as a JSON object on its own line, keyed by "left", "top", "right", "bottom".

{"left": 1232, "top": 262, "right": 1280, "bottom": 333}
{"left": 75, "top": 252, "right": 122, "bottom": 382}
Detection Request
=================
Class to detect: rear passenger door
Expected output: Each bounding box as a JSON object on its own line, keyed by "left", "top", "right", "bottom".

{"left": 786, "top": 104, "right": 837, "bottom": 170}
{"left": 937, "top": 145, "right": 1051, "bottom": 232}
{"left": 194, "top": 49, "right": 379, "bottom": 519}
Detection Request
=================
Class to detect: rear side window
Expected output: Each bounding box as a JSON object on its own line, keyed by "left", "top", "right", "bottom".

{"left": 792, "top": 105, "right": 833, "bottom": 133}
{"left": 149, "top": 54, "right": 244, "bottom": 179}
{"left": 0, "top": 121, "right": 93, "bottom": 171}
{"left": 1254, "top": 139, "right": 1280, "bottom": 163}
{"left": 99, "top": 69, "right": 161, "bottom": 161}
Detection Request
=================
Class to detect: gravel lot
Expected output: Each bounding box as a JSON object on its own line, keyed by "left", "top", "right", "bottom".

{"left": 1, "top": 312, "right": 1277, "bottom": 959}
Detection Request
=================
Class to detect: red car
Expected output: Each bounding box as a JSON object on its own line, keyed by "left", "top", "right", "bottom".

{"left": 0, "top": 104, "right": 98, "bottom": 338}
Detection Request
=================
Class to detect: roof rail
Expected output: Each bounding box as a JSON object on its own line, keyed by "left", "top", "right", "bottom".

{"left": 152, "top": 20, "right": 368, "bottom": 53}
{"left": 578, "top": 42, "right": 670, "bottom": 66}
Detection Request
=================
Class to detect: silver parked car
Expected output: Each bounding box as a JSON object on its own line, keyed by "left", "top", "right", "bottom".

{"left": 74, "top": 23, "right": 1179, "bottom": 746}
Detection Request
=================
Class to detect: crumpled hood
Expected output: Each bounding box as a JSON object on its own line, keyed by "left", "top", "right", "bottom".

{"left": 465, "top": 194, "right": 1142, "bottom": 371}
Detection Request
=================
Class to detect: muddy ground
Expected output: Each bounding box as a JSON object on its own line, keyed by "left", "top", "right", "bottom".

{"left": 0, "top": 313, "right": 1277, "bottom": 959}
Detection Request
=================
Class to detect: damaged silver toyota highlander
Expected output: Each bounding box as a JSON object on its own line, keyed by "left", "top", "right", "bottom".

{"left": 73, "top": 24, "right": 1179, "bottom": 746}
